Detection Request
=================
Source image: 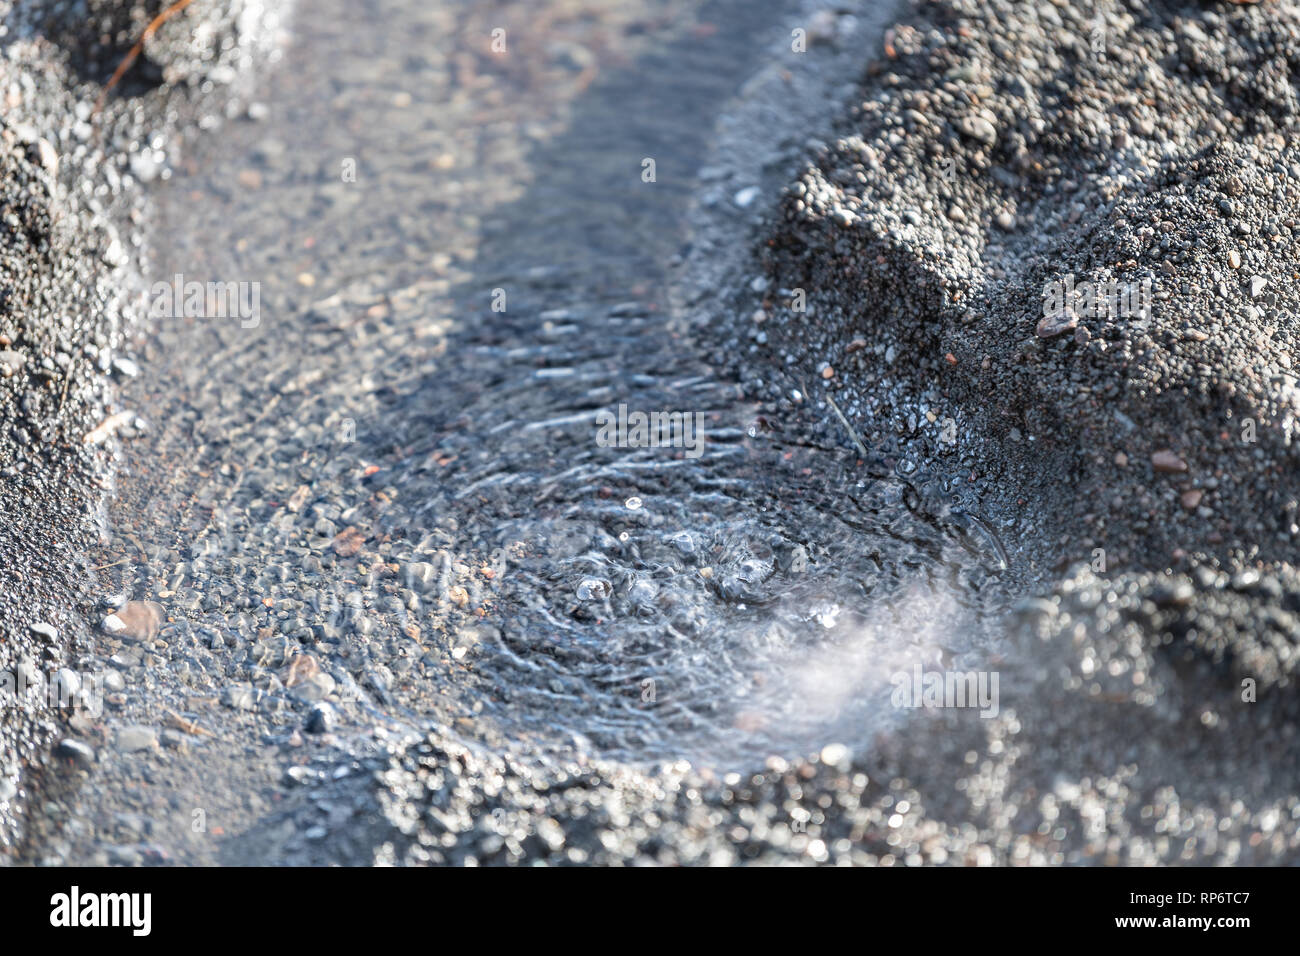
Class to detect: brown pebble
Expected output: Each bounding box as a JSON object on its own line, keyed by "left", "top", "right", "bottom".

{"left": 1151, "top": 449, "right": 1188, "bottom": 473}
{"left": 1181, "top": 489, "right": 1203, "bottom": 510}
{"left": 821, "top": 366, "right": 835, "bottom": 379}
{"left": 1114, "top": 451, "right": 1128, "bottom": 467}
{"left": 109, "top": 601, "right": 165, "bottom": 643}
{"left": 1036, "top": 311, "right": 1078, "bottom": 338}
{"left": 330, "top": 526, "right": 367, "bottom": 556}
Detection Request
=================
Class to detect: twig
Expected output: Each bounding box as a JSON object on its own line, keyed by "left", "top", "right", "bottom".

{"left": 825, "top": 392, "right": 870, "bottom": 459}
{"left": 93, "top": 0, "right": 197, "bottom": 117}
{"left": 56, "top": 364, "right": 73, "bottom": 421}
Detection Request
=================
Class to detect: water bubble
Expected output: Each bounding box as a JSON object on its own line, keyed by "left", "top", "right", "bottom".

{"left": 576, "top": 579, "right": 611, "bottom": 601}
{"left": 625, "top": 496, "right": 643, "bottom": 511}
{"left": 670, "top": 532, "right": 696, "bottom": 556}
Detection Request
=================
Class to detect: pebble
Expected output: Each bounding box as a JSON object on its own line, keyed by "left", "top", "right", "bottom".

{"left": 55, "top": 739, "right": 95, "bottom": 770}
{"left": 306, "top": 703, "right": 335, "bottom": 734}
{"left": 116, "top": 726, "right": 159, "bottom": 752}
{"left": 103, "top": 601, "right": 164, "bottom": 643}
{"left": 1151, "top": 449, "right": 1188, "bottom": 473}
{"left": 1036, "top": 311, "right": 1078, "bottom": 338}
{"left": 111, "top": 356, "right": 140, "bottom": 378}
{"left": 0, "top": 349, "right": 24, "bottom": 378}
{"left": 222, "top": 683, "right": 257, "bottom": 711}
{"left": 956, "top": 113, "right": 997, "bottom": 145}
{"left": 406, "top": 561, "right": 439, "bottom": 594}
{"left": 330, "top": 527, "right": 367, "bottom": 557}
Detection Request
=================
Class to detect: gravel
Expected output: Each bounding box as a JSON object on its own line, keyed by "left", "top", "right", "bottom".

{"left": 0, "top": 0, "right": 283, "bottom": 856}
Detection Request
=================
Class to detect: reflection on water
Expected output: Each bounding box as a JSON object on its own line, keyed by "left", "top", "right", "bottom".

{"left": 99, "top": 0, "right": 1013, "bottom": 772}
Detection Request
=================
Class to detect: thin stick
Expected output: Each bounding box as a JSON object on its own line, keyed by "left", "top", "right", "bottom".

{"left": 94, "top": 0, "right": 197, "bottom": 117}
{"left": 825, "top": 392, "right": 869, "bottom": 459}
{"left": 56, "top": 364, "right": 73, "bottom": 421}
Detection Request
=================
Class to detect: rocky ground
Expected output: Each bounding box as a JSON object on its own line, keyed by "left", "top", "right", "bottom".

{"left": 0, "top": 0, "right": 283, "bottom": 856}
{"left": 3, "top": 0, "right": 1300, "bottom": 867}
{"left": 688, "top": 0, "right": 1300, "bottom": 862}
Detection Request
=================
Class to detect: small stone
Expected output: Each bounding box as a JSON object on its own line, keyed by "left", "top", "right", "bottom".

{"left": 37, "top": 138, "right": 58, "bottom": 177}
{"left": 287, "top": 485, "right": 311, "bottom": 513}
{"left": 1181, "top": 489, "right": 1204, "bottom": 510}
{"left": 222, "top": 683, "right": 256, "bottom": 711}
{"left": 29, "top": 621, "right": 58, "bottom": 642}
{"left": 306, "top": 703, "right": 335, "bottom": 734}
{"left": 0, "top": 350, "right": 25, "bottom": 378}
{"left": 1249, "top": 275, "right": 1267, "bottom": 298}
{"left": 957, "top": 113, "right": 997, "bottom": 145}
{"left": 821, "top": 365, "right": 835, "bottom": 379}
{"left": 406, "top": 561, "right": 439, "bottom": 594}
{"left": 109, "top": 601, "right": 164, "bottom": 643}
{"left": 1228, "top": 249, "right": 1241, "bottom": 269}
{"left": 1037, "top": 311, "right": 1078, "bottom": 338}
{"left": 1151, "top": 449, "right": 1188, "bottom": 473}
{"left": 1114, "top": 451, "right": 1128, "bottom": 467}
{"left": 733, "top": 186, "right": 760, "bottom": 208}
{"left": 116, "top": 726, "right": 159, "bottom": 752}
{"left": 331, "top": 527, "right": 367, "bottom": 557}
{"left": 56, "top": 739, "right": 95, "bottom": 770}
{"left": 995, "top": 211, "right": 1015, "bottom": 231}
{"left": 112, "top": 357, "right": 140, "bottom": 378}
